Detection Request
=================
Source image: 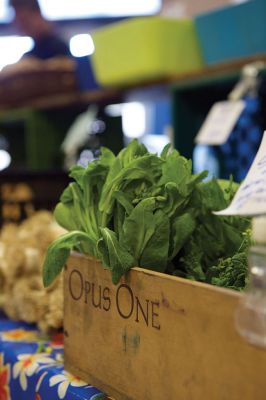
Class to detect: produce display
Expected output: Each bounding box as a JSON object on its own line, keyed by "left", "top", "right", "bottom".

{"left": 43, "top": 140, "right": 251, "bottom": 290}
{"left": 0, "top": 211, "right": 65, "bottom": 332}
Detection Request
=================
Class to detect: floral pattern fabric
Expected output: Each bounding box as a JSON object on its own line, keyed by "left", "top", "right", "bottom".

{"left": 0, "top": 313, "right": 107, "bottom": 400}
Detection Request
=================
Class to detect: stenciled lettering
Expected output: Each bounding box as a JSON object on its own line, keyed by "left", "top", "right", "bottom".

{"left": 116, "top": 284, "right": 134, "bottom": 319}
{"left": 135, "top": 296, "right": 149, "bottom": 326}
{"left": 69, "top": 269, "right": 83, "bottom": 301}
{"left": 69, "top": 270, "right": 161, "bottom": 328}
{"left": 92, "top": 283, "right": 102, "bottom": 309}
{"left": 103, "top": 287, "right": 111, "bottom": 311}
{"left": 115, "top": 284, "right": 161, "bottom": 329}
{"left": 84, "top": 281, "right": 91, "bottom": 304}
{"left": 151, "top": 301, "right": 160, "bottom": 330}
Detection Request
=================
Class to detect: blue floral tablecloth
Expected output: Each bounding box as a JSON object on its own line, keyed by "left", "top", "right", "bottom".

{"left": 0, "top": 314, "right": 107, "bottom": 400}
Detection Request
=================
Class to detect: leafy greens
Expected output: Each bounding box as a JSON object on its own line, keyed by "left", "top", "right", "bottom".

{"left": 43, "top": 140, "right": 250, "bottom": 289}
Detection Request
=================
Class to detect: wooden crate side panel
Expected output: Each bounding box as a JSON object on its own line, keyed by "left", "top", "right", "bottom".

{"left": 64, "top": 254, "right": 266, "bottom": 400}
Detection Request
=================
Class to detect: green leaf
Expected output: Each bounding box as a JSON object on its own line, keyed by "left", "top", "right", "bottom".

{"left": 97, "top": 228, "right": 136, "bottom": 284}
{"left": 103, "top": 139, "right": 148, "bottom": 189}
{"left": 69, "top": 183, "right": 89, "bottom": 233}
{"left": 160, "top": 182, "right": 188, "bottom": 218}
{"left": 60, "top": 185, "right": 74, "bottom": 204}
{"left": 43, "top": 231, "right": 95, "bottom": 287}
{"left": 113, "top": 190, "right": 134, "bottom": 215}
{"left": 67, "top": 155, "right": 114, "bottom": 238}
{"left": 139, "top": 210, "right": 170, "bottom": 272}
{"left": 169, "top": 213, "right": 196, "bottom": 259}
{"left": 99, "top": 146, "right": 116, "bottom": 167}
{"left": 217, "top": 178, "right": 239, "bottom": 204}
{"left": 56, "top": 183, "right": 89, "bottom": 234}
{"left": 82, "top": 161, "right": 111, "bottom": 235}
{"left": 178, "top": 239, "right": 206, "bottom": 282}
{"left": 159, "top": 150, "right": 192, "bottom": 187}
{"left": 197, "top": 179, "right": 227, "bottom": 211}
{"left": 113, "top": 201, "right": 126, "bottom": 240}
{"left": 191, "top": 219, "right": 225, "bottom": 267}
{"left": 117, "top": 139, "right": 148, "bottom": 167}
{"left": 206, "top": 251, "right": 248, "bottom": 290}
{"left": 54, "top": 202, "right": 81, "bottom": 231}
{"left": 99, "top": 155, "right": 162, "bottom": 225}
{"left": 69, "top": 165, "right": 86, "bottom": 188}
{"left": 121, "top": 198, "right": 157, "bottom": 262}
{"left": 160, "top": 143, "right": 173, "bottom": 160}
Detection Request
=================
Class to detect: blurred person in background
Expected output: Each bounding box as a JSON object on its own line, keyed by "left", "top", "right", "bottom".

{"left": 9, "top": 0, "right": 71, "bottom": 59}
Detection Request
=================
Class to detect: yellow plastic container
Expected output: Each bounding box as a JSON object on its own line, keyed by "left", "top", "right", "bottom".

{"left": 91, "top": 17, "right": 204, "bottom": 86}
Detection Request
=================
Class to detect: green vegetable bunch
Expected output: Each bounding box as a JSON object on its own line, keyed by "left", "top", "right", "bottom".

{"left": 206, "top": 230, "right": 251, "bottom": 291}
{"left": 170, "top": 178, "right": 251, "bottom": 290}
{"left": 43, "top": 140, "right": 250, "bottom": 290}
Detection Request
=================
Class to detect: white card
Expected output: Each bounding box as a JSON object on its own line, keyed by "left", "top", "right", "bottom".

{"left": 214, "top": 131, "right": 266, "bottom": 216}
{"left": 195, "top": 100, "right": 245, "bottom": 145}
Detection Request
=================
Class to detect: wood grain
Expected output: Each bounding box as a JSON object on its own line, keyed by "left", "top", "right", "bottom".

{"left": 64, "top": 253, "right": 266, "bottom": 400}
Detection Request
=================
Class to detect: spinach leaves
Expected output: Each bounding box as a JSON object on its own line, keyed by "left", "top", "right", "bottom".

{"left": 43, "top": 140, "right": 250, "bottom": 290}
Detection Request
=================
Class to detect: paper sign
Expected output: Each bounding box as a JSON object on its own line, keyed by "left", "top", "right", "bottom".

{"left": 195, "top": 100, "right": 245, "bottom": 145}
{"left": 214, "top": 131, "right": 266, "bottom": 216}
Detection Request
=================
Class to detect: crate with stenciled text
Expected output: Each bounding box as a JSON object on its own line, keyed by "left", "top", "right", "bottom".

{"left": 64, "top": 253, "right": 266, "bottom": 400}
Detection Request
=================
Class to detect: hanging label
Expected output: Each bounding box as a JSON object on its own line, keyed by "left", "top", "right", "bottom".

{"left": 214, "top": 131, "right": 266, "bottom": 216}
{"left": 195, "top": 100, "right": 245, "bottom": 145}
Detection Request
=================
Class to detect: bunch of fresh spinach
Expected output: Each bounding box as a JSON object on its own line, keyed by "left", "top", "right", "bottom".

{"left": 43, "top": 140, "right": 250, "bottom": 290}
{"left": 169, "top": 179, "right": 251, "bottom": 290}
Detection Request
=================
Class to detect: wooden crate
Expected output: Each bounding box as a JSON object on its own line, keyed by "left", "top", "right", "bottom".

{"left": 64, "top": 253, "right": 266, "bottom": 400}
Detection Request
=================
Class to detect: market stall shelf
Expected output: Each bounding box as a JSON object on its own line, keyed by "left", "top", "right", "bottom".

{"left": 64, "top": 253, "right": 266, "bottom": 400}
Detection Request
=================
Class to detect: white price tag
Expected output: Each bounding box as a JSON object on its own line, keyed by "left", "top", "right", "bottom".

{"left": 214, "top": 131, "right": 266, "bottom": 216}
{"left": 195, "top": 100, "right": 245, "bottom": 145}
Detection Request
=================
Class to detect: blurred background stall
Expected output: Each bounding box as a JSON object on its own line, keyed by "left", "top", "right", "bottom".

{"left": 0, "top": 0, "right": 265, "bottom": 224}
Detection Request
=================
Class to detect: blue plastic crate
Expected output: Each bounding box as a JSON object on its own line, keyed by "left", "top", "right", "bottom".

{"left": 195, "top": 0, "right": 266, "bottom": 65}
